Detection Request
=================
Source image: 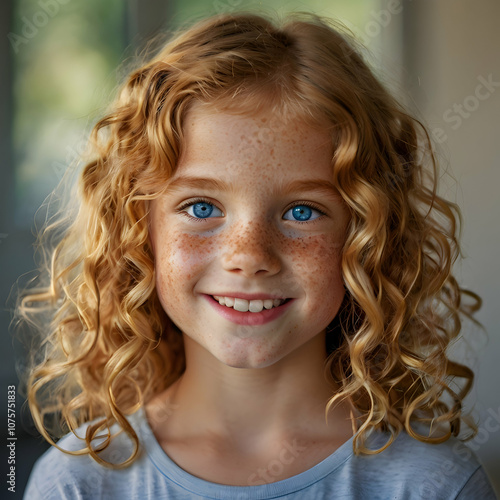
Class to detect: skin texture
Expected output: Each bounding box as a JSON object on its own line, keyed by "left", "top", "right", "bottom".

{"left": 147, "top": 106, "right": 353, "bottom": 485}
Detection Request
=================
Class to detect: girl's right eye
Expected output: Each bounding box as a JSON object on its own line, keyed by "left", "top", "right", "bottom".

{"left": 181, "top": 201, "right": 224, "bottom": 219}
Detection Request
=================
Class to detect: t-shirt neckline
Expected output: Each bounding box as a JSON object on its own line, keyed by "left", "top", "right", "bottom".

{"left": 133, "top": 406, "right": 355, "bottom": 499}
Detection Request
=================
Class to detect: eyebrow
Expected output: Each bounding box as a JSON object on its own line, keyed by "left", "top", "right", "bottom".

{"left": 165, "top": 176, "right": 340, "bottom": 198}
{"left": 165, "top": 176, "right": 229, "bottom": 194}
{"left": 276, "top": 179, "right": 340, "bottom": 198}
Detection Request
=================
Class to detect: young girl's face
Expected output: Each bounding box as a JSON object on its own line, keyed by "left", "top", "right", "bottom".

{"left": 149, "top": 105, "right": 349, "bottom": 369}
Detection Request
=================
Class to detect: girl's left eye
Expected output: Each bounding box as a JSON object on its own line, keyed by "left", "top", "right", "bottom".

{"left": 283, "top": 205, "right": 322, "bottom": 222}
{"left": 183, "top": 201, "right": 224, "bottom": 219}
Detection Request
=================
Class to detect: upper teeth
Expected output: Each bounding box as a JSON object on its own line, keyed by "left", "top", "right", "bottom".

{"left": 213, "top": 296, "right": 285, "bottom": 313}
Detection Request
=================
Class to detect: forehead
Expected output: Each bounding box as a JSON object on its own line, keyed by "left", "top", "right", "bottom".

{"left": 179, "top": 104, "right": 334, "bottom": 172}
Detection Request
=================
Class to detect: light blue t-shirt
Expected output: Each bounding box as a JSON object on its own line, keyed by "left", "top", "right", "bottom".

{"left": 24, "top": 408, "right": 497, "bottom": 499}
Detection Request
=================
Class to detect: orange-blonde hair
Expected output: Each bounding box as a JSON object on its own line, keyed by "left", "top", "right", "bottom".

{"left": 16, "top": 12, "right": 480, "bottom": 466}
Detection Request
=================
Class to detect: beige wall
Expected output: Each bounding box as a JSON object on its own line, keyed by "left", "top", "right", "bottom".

{"left": 392, "top": 0, "right": 500, "bottom": 491}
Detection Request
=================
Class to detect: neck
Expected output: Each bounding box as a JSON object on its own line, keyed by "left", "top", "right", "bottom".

{"left": 147, "top": 331, "right": 353, "bottom": 452}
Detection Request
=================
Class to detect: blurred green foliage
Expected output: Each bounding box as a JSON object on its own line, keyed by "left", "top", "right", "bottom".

{"left": 12, "top": 0, "right": 125, "bottom": 224}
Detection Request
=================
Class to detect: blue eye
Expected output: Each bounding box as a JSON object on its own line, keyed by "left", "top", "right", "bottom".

{"left": 185, "top": 201, "right": 223, "bottom": 219}
{"left": 283, "top": 205, "right": 321, "bottom": 222}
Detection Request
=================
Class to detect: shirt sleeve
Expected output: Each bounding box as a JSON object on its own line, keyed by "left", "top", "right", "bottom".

{"left": 23, "top": 447, "right": 107, "bottom": 500}
{"left": 23, "top": 477, "right": 44, "bottom": 500}
{"left": 23, "top": 465, "right": 60, "bottom": 500}
{"left": 456, "top": 467, "right": 498, "bottom": 500}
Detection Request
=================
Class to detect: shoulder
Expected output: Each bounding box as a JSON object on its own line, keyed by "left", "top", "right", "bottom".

{"left": 374, "top": 429, "right": 480, "bottom": 467}
{"left": 24, "top": 440, "right": 107, "bottom": 499}
{"left": 345, "top": 430, "right": 497, "bottom": 499}
{"left": 23, "top": 413, "right": 149, "bottom": 500}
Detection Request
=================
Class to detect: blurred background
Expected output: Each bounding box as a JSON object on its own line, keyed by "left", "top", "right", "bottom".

{"left": 1, "top": 0, "right": 498, "bottom": 497}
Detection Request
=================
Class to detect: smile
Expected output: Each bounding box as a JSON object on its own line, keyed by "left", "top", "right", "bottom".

{"left": 203, "top": 295, "right": 294, "bottom": 326}
{"left": 212, "top": 296, "right": 287, "bottom": 313}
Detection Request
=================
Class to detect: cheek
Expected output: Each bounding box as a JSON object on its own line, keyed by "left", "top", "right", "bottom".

{"left": 288, "top": 235, "right": 344, "bottom": 315}
{"left": 154, "top": 230, "right": 216, "bottom": 299}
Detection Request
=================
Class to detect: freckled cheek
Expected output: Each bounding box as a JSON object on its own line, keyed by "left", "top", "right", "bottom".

{"left": 153, "top": 230, "right": 217, "bottom": 296}
{"left": 287, "top": 235, "right": 344, "bottom": 308}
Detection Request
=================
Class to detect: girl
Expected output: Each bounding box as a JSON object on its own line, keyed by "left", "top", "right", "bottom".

{"left": 19, "top": 12, "right": 496, "bottom": 500}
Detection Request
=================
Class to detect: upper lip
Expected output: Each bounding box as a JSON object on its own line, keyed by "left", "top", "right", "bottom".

{"left": 205, "top": 293, "right": 290, "bottom": 300}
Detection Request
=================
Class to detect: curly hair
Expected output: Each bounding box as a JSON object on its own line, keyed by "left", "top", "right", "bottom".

{"left": 16, "top": 12, "right": 481, "bottom": 466}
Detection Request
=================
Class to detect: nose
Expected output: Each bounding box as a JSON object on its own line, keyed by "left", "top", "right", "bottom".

{"left": 221, "top": 220, "right": 281, "bottom": 277}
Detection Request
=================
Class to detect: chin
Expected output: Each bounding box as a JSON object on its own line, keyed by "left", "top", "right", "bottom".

{"left": 213, "top": 347, "right": 285, "bottom": 370}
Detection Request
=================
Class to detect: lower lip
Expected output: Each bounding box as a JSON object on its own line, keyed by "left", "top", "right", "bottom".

{"left": 203, "top": 295, "right": 294, "bottom": 326}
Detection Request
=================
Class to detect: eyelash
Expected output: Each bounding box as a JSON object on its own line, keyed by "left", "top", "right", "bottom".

{"left": 176, "top": 197, "right": 223, "bottom": 222}
{"left": 283, "top": 201, "right": 325, "bottom": 224}
{"left": 176, "top": 198, "right": 326, "bottom": 223}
